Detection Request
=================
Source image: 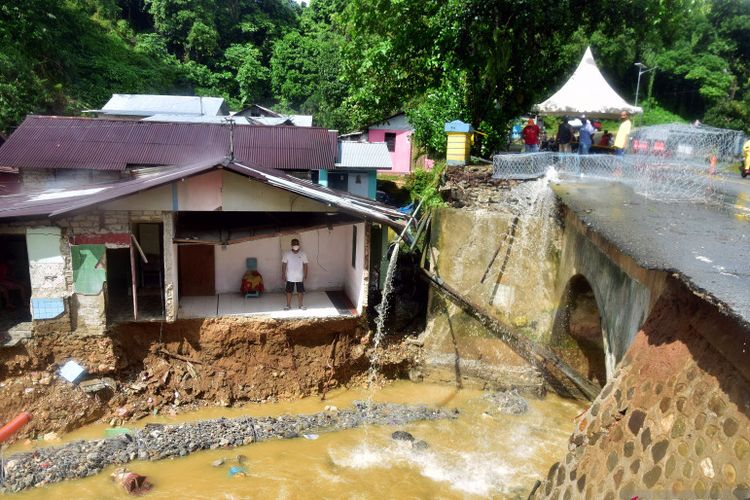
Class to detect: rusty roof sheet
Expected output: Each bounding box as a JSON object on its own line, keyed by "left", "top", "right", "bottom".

{"left": 0, "top": 158, "right": 407, "bottom": 229}
{"left": 0, "top": 116, "right": 337, "bottom": 171}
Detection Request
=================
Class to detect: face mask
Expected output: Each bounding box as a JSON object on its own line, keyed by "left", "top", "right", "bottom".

{"left": 292, "top": 245, "right": 300, "bottom": 251}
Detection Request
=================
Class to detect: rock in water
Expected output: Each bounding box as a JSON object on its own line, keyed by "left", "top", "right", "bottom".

{"left": 391, "top": 431, "right": 415, "bottom": 442}
{"left": 412, "top": 440, "right": 430, "bottom": 451}
{"left": 483, "top": 389, "right": 529, "bottom": 415}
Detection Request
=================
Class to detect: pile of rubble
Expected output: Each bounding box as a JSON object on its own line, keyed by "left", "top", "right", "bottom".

{"left": 439, "top": 165, "right": 517, "bottom": 208}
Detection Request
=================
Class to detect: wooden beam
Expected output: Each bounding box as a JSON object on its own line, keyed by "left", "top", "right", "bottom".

{"left": 420, "top": 269, "right": 601, "bottom": 401}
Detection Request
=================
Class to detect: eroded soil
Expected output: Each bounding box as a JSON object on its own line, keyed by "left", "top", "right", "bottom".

{"left": 0, "top": 317, "right": 419, "bottom": 442}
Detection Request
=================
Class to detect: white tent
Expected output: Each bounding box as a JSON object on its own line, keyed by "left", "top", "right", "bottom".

{"left": 533, "top": 47, "right": 642, "bottom": 119}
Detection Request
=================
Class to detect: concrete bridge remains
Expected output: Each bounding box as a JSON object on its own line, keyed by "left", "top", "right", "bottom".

{"left": 423, "top": 167, "right": 750, "bottom": 496}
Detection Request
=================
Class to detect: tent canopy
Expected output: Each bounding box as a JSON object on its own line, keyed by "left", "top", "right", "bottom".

{"left": 533, "top": 47, "right": 642, "bottom": 119}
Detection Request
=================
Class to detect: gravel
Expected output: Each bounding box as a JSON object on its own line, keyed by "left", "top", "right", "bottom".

{"left": 0, "top": 401, "right": 458, "bottom": 492}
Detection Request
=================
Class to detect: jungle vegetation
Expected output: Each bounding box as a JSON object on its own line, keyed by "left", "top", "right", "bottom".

{"left": 1, "top": 0, "right": 748, "bottom": 155}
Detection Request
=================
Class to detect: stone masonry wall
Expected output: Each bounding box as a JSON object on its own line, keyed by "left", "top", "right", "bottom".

{"left": 533, "top": 278, "right": 750, "bottom": 499}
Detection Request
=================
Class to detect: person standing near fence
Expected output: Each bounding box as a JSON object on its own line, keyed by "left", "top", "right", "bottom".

{"left": 578, "top": 116, "right": 595, "bottom": 155}
{"left": 614, "top": 111, "right": 632, "bottom": 156}
{"left": 557, "top": 117, "right": 573, "bottom": 153}
{"left": 521, "top": 118, "right": 541, "bottom": 152}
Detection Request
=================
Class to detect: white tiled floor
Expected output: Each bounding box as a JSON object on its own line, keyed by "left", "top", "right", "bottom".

{"left": 178, "top": 291, "right": 351, "bottom": 320}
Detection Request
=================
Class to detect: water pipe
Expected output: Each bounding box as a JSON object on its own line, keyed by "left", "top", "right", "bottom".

{"left": 0, "top": 412, "right": 32, "bottom": 443}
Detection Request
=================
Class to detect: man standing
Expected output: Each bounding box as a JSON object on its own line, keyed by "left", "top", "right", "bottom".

{"left": 614, "top": 111, "right": 632, "bottom": 156}
{"left": 521, "top": 118, "right": 541, "bottom": 152}
{"left": 557, "top": 117, "right": 573, "bottom": 153}
{"left": 281, "top": 238, "right": 308, "bottom": 310}
{"left": 578, "top": 116, "right": 595, "bottom": 155}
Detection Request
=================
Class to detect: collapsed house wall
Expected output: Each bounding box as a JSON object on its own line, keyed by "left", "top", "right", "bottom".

{"left": 1, "top": 210, "right": 165, "bottom": 336}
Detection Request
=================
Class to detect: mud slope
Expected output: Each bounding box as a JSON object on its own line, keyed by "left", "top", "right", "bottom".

{"left": 0, "top": 316, "right": 417, "bottom": 441}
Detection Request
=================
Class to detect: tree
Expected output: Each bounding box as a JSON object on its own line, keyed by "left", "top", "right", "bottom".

{"left": 224, "top": 43, "right": 269, "bottom": 104}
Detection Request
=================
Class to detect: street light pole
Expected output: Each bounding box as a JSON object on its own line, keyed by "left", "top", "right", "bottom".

{"left": 634, "top": 62, "right": 657, "bottom": 109}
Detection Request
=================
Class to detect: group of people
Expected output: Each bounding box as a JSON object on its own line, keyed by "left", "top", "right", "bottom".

{"left": 521, "top": 111, "right": 632, "bottom": 155}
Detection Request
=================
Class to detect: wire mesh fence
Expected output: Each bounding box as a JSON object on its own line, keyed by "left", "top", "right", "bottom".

{"left": 492, "top": 124, "right": 744, "bottom": 204}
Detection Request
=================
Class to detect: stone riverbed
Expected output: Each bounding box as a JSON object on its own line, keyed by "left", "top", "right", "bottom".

{"left": 0, "top": 401, "right": 457, "bottom": 492}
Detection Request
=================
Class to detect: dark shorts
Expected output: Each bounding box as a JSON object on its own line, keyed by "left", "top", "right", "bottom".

{"left": 285, "top": 281, "right": 305, "bottom": 293}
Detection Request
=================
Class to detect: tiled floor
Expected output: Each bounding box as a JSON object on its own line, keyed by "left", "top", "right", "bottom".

{"left": 178, "top": 291, "right": 355, "bottom": 320}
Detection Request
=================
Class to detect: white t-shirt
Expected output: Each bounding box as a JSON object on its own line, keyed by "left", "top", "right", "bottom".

{"left": 282, "top": 250, "right": 309, "bottom": 282}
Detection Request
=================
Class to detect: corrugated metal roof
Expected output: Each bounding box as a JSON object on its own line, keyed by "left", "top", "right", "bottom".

{"left": 0, "top": 157, "right": 407, "bottom": 229}
{"left": 251, "top": 117, "right": 294, "bottom": 126}
{"left": 0, "top": 116, "right": 337, "bottom": 171}
{"left": 94, "top": 94, "right": 227, "bottom": 116}
{"left": 289, "top": 115, "right": 313, "bottom": 127}
{"left": 336, "top": 142, "right": 393, "bottom": 169}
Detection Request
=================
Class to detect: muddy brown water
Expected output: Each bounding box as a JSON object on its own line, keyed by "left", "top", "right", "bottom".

{"left": 5, "top": 382, "right": 583, "bottom": 499}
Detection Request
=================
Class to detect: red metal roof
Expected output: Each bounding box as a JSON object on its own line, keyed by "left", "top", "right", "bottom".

{"left": 0, "top": 116, "right": 337, "bottom": 171}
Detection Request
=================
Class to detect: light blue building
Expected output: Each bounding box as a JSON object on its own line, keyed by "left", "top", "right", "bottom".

{"left": 318, "top": 142, "right": 392, "bottom": 199}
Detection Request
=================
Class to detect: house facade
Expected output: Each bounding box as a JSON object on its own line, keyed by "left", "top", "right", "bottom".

{"left": 366, "top": 112, "right": 415, "bottom": 175}
{"left": 318, "top": 141, "right": 392, "bottom": 199}
{"left": 0, "top": 117, "right": 406, "bottom": 340}
{"left": 341, "top": 112, "right": 433, "bottom": 175}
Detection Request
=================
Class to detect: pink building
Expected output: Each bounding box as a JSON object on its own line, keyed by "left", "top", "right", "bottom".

{"left": 366, "top": 112, "right": 417, "bottom": 175}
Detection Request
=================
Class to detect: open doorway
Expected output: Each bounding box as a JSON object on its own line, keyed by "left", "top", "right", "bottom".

{"left": 106, "top": 248, "right": 132, "bottom": 323}
{"left": 106, "top": 223, "right": 165, "bottom": 323}
{"left": 0, "top": 234, "right": 32, "bottom": 338}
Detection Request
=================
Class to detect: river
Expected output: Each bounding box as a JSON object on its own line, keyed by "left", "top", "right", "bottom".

{"left": 5, "top": 381, "right": 583, "bottom": 499}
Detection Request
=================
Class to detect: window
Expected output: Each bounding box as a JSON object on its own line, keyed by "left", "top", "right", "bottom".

{"left": 351, "top": 225, "right": 357, "bottom": 268}
{"left": 385, "top": 132, "right": 396, "bottom": 152}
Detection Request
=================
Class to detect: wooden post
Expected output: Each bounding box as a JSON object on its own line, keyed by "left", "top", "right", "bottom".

{"left": 130, "top": 243, "right": 138, "bottom": 321}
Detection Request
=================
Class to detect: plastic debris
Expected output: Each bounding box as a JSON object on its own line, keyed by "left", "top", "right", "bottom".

{"left": 112, "top": 468, "right": 153, "bottom": 495}
{"left": 302, "top": 434, "right": 319, "bottom": 440}
{"left": 211, "top": 459, "right": 225, "bottom": 467}
{"left": 105, "top": 427, "right": 132, "bottom": 438}
{"left": 79, "top": 378, "right": 116, "bottom": 394}
{"left": 59, "top": 361, "right": 85, "bottom": 383}
{"left": 227, "top": 466, "right": 247, "bottom": 478}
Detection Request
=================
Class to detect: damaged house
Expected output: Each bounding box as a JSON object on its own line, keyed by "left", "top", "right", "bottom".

{"left": 0, "top": 116, "right": 406, "bottom": 340}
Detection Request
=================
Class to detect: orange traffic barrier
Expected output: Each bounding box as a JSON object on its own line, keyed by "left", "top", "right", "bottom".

{"left": 0, "top": 412, "right": 32, "bottom": 443}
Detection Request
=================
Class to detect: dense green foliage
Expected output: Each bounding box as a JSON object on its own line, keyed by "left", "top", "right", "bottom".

{"left": 404, "top": 163, "right": 446, "bottom": 208}
{"left": 1, "top": 0, "right": 749, "bottom": 155}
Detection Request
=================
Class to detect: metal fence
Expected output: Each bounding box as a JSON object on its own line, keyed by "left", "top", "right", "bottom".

{"left": 492, "top": 124, "right": 743, "bottom": 204}
{"left": 493, "top": 152, "right": 723, "bottom": 204}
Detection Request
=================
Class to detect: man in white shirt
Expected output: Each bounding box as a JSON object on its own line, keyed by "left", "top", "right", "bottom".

{"left": 281, "top": 238, "right": 309, "bottom": 310}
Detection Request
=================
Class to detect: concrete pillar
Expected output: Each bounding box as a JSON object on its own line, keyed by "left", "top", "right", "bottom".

{"left": 162, "top": 212, "right": 178, "bottom": 322}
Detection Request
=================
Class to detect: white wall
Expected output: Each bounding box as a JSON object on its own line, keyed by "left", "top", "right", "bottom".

{"left": 344, "top": 223, "right": 366, "bottom": 312}
{"left": 213, "top": 225, "right": 349, "bottom": 294}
